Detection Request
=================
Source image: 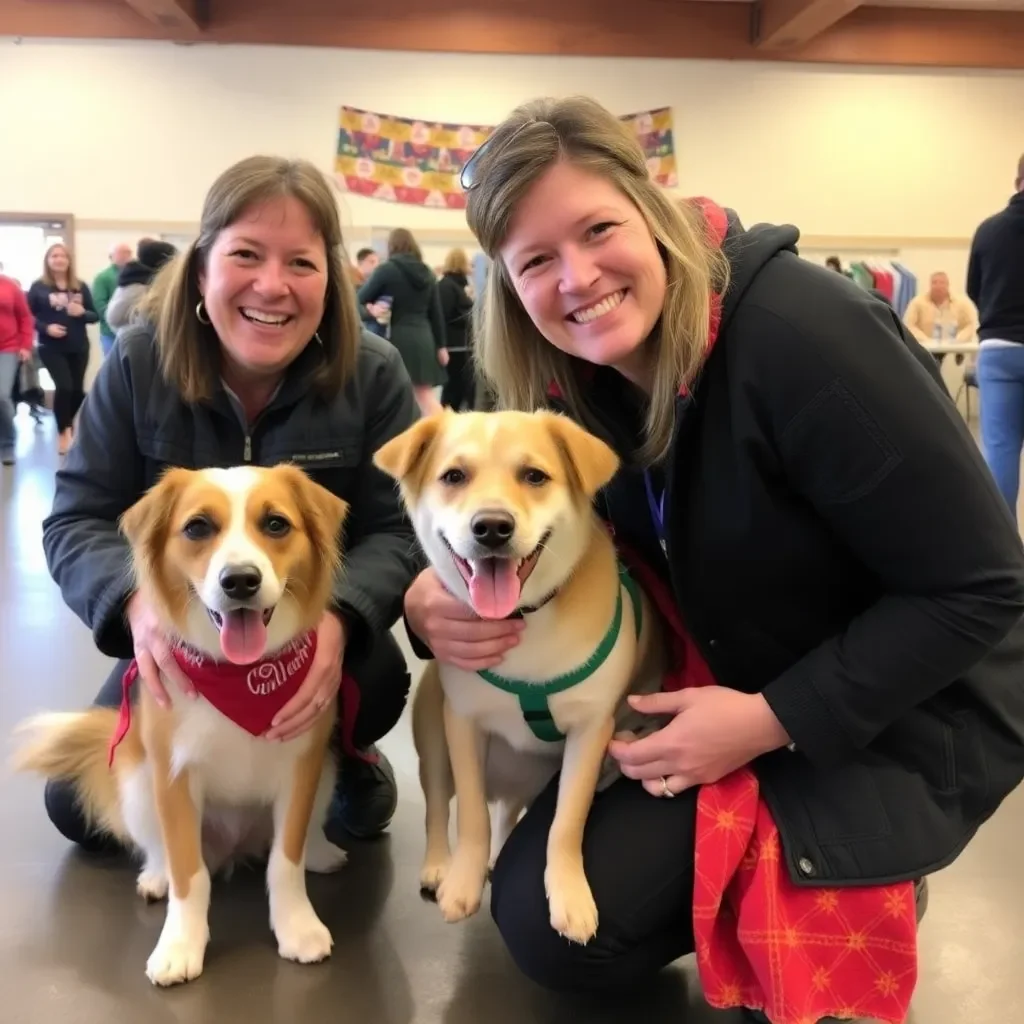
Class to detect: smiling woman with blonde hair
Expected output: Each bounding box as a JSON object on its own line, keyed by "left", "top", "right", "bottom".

{"left": 403, "top": 95, "right": 1024, "bottom": 1021}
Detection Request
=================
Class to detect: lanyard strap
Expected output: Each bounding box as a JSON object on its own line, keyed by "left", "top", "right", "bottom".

{"left": 644, "top": 470, "right": 667, "bottom": 552}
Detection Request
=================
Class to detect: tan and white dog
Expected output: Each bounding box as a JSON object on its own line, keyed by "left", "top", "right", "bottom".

{"left": 12, "top": 464, "right": 349, "bottom": 986}
{"left": 374, "top": 409, "right": 667, "bottom": 945}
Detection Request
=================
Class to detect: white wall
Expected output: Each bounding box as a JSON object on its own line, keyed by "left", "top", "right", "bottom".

{"left": 2, "top": 39, "right": 1022, "bottom": 237}
{"left": 1, "top": 36, "right": 1021, "bottom": 381}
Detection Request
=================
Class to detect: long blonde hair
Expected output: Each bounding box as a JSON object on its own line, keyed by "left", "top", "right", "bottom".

{"left": 465, "top": 95, "right": 729, "bottom": 464}
{"left": 139, "top": 156, "right": 362, "bottom": 404}
{"left": 41, "top": 244, "right": 80, "bottom": 290}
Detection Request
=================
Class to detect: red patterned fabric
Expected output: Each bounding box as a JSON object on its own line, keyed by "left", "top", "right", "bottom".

{"left": 622, "top": 550, "right": 917, "bottom": 1023}
{"left": 610, "top": 197, "right": 918, "bottom": 1022}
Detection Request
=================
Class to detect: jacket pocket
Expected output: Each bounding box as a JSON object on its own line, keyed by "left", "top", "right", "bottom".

{"left": 799, "top": 758, "right": 893, "bottom": 846}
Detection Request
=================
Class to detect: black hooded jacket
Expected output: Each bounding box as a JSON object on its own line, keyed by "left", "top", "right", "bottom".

{"left": 556, "top": 211, "right": 1024, "bottom": 887}
{"left": 357, "top": 253, "right": 446, "bottom": 354}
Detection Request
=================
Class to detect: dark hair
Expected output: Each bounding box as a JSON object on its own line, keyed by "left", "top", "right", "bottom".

{"left": 387, "top": 228, "right": 422, "bottom": 261}
{"left": 139, "top": 156, "right": 361, "bottom": 404}
{"left": 356, "top": 247, "right": 377, "bottom": 262}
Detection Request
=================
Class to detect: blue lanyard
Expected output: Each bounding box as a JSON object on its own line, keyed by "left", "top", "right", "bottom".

{"left": 643, "top": 470, "right": 667, "bottom": 554}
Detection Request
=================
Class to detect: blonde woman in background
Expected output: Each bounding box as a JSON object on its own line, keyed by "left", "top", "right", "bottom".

{"left": 403, "top": 95, "right": 1024, "bottom": 1019}
{"left": 26, "top": 244, "right": 98, "bottom": 455}
{"left": 358, "top": 228, "right": 447, "bottom": 414}
{"left": 438, "top": 247, "right": 476, "bottom": 410}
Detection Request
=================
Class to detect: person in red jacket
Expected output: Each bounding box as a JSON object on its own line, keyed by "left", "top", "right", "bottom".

{"left": 0, "top": 266, "right": 34, "bottom": 465}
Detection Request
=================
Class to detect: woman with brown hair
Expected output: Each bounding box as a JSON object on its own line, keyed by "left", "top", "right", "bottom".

{"left": 357, "top": 227, "right": 448, "bottom": 414}
{"left": 27, "top": 243, "right": 98, "bottom": 454}
{"left": 41, "top": 155, "right": 421, "bottom": 849}
{"left": 404, "top": 96, "right": 1024, "bottom": 1021}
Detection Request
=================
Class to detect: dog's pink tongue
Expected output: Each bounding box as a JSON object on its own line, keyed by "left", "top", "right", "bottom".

{"left": 219, "top": 609, "right": 268, "bottom": 664}
{"left": 469, "top": 559, "right": 521, "bottom": 620}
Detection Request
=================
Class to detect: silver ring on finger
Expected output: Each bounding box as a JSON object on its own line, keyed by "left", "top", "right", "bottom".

{"left": 660, "top": 775, "right": 675, "bottom": 799}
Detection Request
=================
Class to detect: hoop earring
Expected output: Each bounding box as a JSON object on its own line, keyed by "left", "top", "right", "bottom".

{"left": 313, "top": 331, "right": 324, "bottom": 347}
{"left": 196, "top": 300, "right": 211, "bottom": 325}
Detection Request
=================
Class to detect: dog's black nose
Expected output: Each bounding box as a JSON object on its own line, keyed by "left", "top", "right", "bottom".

{"left": 470, "top": 510, "right": 515, "bottom": 550}
{"left": 219, "top": 564, "right": 262, "bottom": 600}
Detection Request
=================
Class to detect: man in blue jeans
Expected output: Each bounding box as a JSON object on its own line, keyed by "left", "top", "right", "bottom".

{"left": 969, "top": 153, "right": 1024, "bottom": 512}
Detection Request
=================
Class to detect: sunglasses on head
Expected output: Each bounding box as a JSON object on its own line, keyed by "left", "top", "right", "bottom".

{"left": 459, "top": 119, "right": 556, "bottom": 192}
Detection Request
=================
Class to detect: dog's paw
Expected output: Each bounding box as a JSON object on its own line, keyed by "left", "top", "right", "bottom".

{"left": 304, "top": 833, "right": 348, "bottom": 875}
{"left": 436, "top": 857, "right": 487, "bottom": 923}
{"left": 136, "top": 867, "right": 169, "bottom": 903}
{"left": 274, "top": 904, "right": 334, "bottom": 964}
{"left": 146, "top": 926, "right": 208, "bottom": 987}
{"left": 545, "top": 863, "right": 599, "bottom": 945}
{"left": 419, "top": 856, "right": 449, "bottom": 897}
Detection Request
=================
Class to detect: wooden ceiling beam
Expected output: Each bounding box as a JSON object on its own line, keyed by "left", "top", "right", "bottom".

{"left": 120, "top": 0, "right": 205, "bottom": 37}
{"left": 0, "top": 0, "right": 1022, "bottom": 71}
{"left": 753, "top": 0, "right": 864, "bottom": 49}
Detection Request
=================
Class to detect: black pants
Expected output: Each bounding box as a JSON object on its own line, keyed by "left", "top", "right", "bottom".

{"left": 37, "top": 348, "right": 88, "bottom": 433}
{"left": 44, "top": 631, "right": 411, "bottom": 851}
{"left": 490, "top": 773, "right": 699, "bottom": 992}
{"left": 441, "top": 349, "right": 476, "bottom": 411}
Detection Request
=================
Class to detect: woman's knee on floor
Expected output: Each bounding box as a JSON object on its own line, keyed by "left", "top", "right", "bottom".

{"left": 490, "top": 860, "right": 620, "bottom": 992}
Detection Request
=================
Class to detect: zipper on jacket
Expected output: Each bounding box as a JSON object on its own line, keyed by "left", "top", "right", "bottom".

{"left": 243, "top": 435, "right": 252, "bottom": 462}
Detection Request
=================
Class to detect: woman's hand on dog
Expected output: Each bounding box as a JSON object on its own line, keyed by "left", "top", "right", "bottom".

{"left": 404, "top": 568, "right": 525, "bottom": 670}
{"left": 264, "top": 611, "right": 347, "bottom": 742}
{"left": 127, "top": 593, "right": 198, "bottom": 708}
{"left": 608, "top": 687, "right": 792, "bottom": 797}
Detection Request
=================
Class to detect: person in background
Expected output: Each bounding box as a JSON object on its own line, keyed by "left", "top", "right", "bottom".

{"left": 40, "top": 155, "right": 421, "bottom": 851}
{"left": 91, "top": 242, "right": 133, "bottom": 357}
{"left": 438, "top": 247, "right": 476, "bottom": 410}
{"left": 27, "top": 244, "right": 98, "bottom": 456}
{"left": 358, "top": 228, "right": 447, "bottom": 414}
{"left": 406, "top": 95, "right": 1024, "bottom": 1020}
{"left": 968, "top": 153, "right": 1024, "bottom": 512}
{"left": 105, "top": 238, "right": 178, "bottom": 334}
{"left": 352, "top": 247, "right": 388, "bottom": 338}
{"left": 903, "top": 271, "right": 978, "bottom": 367}
{"left": 0, "top": 262, "right": 35, "bottom": 465}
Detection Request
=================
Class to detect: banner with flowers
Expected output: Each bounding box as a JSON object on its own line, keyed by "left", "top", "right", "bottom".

{"left": 334, "top": 105, "right": 677, "bottom": 209}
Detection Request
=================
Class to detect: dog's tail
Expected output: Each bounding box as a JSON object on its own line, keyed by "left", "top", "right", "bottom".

{"left": 11, "top": 709, "right": 129, "bottom": 839}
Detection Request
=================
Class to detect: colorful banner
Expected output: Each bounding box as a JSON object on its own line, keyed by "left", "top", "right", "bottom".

{"left": 334, "top": 105, "right": 678, "bottom": 209}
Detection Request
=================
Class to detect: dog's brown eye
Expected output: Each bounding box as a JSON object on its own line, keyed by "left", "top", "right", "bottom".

{"left": 521, "top": 467, "right": 550, "bottom": 487}
{"left": 262, "top": 514, "right": 292, "bottom": 537}
{"left": 182, "top": 516, "right": 216, "bottom": 541}
{"left": 440, "top": 468, "right": 467, "bottom": 486}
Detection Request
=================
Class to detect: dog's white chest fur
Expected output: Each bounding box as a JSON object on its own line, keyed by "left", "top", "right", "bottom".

{"left": 167, "top": 691, "right": 315, "bottom": 804}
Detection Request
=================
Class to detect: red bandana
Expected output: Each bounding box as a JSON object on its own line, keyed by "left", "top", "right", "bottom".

{"left": 583, "top": 196, "right": 917, "bottom": 1023}
{"left": 107, "top": 631, "right": 373, "bottom": 768}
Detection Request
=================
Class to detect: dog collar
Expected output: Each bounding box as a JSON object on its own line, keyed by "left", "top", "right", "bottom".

{"left": 478, "top": 564, "right": 642, "bottom": 742}
{"left": 107, "top": 631, "right": 318, "bottom": 766}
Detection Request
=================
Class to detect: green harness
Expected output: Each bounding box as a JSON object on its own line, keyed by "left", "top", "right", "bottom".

{"left": 477, "top": 565, "right": 643, "bottom": 742}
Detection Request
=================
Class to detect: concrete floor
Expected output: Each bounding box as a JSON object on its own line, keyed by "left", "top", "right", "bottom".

{"left": 2, "top": 407, "right": 1022, "bottom": 1024}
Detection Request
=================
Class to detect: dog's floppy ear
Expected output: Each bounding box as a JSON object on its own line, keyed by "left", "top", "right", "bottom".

{"left": 120, "top": 467, "right": 193, "bottom": 550}
{"left": 542, "top": 412, "right": 620, "bottom": 497}
{"left": 373, "top": 412, "right": 447, "bottom": 485}
{"left": 273, "top": 464, "right": 349, "bottom": 571}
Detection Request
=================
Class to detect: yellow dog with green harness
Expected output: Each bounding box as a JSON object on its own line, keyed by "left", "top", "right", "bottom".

{"left": 373, "top": 409, "right": 668, "bottom": 945}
